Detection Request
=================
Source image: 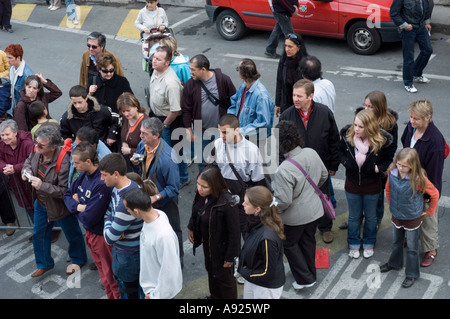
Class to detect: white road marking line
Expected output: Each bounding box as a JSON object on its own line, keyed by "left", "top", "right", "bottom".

{"left": 170, "top": 12, "right": 203, "bottom": 29}
{"left": 341, "top": 65, "right": 450, "bottom": 81}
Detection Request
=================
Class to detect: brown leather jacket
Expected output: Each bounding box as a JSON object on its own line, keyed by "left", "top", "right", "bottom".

{"left": 22, "top": 145, "right": 71, "bottom": 221}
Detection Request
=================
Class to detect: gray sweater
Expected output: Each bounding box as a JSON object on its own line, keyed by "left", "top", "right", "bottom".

{"left": 273, "top": 146, "right": 328, "bottom": 226}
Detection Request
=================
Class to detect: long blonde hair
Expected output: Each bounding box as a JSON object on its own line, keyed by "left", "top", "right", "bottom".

{"left": 245, "top": 186, "right": 285, "bottom": 240}
{"left": 388, "top": 148, "right": 428, "bottom": 195}
{"left": 346, "top": 109, "right": 386, "bottom": 154}
{"left": 365, "top": 91, "right": 396, "bottom": 131}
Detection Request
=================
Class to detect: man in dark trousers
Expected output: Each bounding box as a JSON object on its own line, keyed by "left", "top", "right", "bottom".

{"left": 280, "top": 79, "right": 340, "bottom": 244}
{"left": 390, "top": 0, "right": 433, "bottom": 93}
{"left": 265, "top": 0, "right": 298, "bottom": 59}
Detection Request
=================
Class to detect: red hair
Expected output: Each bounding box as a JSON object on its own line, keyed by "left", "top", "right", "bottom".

{"left": 4, "top": 44, "right": 24, "bottom": 59}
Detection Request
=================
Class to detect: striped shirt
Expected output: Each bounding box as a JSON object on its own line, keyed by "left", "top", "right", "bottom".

{"left": 103, "top": 179, "right": 143, "bottom": 255}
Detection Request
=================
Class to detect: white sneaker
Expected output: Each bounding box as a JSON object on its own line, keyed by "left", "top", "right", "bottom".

{"left": 349, "top": 249, "right": 360, "bottom": 259}
{"left": 363, "top": 249, "right": 374, "bottom": 259}
{"left": 405, "top": 85, "right": 418, "bottom": 93}
{"left": 292, "top": 281, "right": 316, "bottom": 290}
{"left": 48, "top": 5, "right": 53, "bottom": 9}
{"left": 72, "top": 19, "right": 79, "bottom": 25}
{"left": 414, "top": 76, "right": 431, "bottom": 83}
{"left": 50, "top": 6, "right": 60, "bottom": 11}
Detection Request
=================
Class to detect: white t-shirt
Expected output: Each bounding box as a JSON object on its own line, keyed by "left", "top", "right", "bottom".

{"left": 139, "top": 209, "right": 182, "bottom": 299}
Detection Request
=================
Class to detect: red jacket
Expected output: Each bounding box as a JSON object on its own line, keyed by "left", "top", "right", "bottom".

{"left": 0, "top": 130, "right": 34, "bottom": 209}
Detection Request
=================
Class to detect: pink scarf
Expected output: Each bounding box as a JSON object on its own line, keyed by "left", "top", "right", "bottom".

{"left": 353, "top": 136, "right": 369, "bottom": 168}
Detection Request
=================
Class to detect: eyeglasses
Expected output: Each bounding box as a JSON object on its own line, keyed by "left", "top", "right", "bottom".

{"left": 235, "top": 66, "right": 240, "bottom": 72}
{"left": 396, "top": 162, "right": 410, "bottom": 169}
{"left": 87, "top": 44, "right": 99, "bottom": 49}
{"left": 101, "top": 68, "right": 115, "bottom": 74}
{"left": 35, "top": 142, "right": 49, "bottom": 149}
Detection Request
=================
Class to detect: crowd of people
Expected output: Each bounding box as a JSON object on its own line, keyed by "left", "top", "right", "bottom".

{"left": 0, "top": 0, "right": 445, "bottom": 299}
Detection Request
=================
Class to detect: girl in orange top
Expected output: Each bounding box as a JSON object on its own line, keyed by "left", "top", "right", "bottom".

{"left": 382, "top": 147, "right": 439, "bottom": 288}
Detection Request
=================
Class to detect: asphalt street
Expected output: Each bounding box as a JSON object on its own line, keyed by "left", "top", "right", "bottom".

{"left": 1, "top": 2, "right": 450, "bottom": 305}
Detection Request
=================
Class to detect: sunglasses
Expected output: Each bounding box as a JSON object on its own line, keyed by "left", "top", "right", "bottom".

{"left": 101, "top": 68, "right": 115, "bottom": 74}
{"left": 286, "top": 33, "right": 301, "bottom": 45}
{"left": 87, "top": 44, "right": 99, "bottom": 49}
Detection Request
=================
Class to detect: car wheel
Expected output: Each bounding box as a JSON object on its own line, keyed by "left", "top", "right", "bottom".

{"left": 346, "top": 21, "right": 381, "bottom": 55}
{"left": 215, "top": 10, "right": 246, "bottom": 41}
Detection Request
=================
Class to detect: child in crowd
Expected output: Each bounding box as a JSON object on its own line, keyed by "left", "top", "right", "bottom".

{"left": 381, "top": 147, "right": 439, "bottom": 288}
{"left": 29, "top": 100, "right": 58, "bottom": 139}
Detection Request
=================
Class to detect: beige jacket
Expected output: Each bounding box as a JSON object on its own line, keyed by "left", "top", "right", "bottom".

{"left": 273, "top": 146, "right": 328, "bottom": 226}
{"left": 79, "top": 48, "right": 124, "bottom": 88}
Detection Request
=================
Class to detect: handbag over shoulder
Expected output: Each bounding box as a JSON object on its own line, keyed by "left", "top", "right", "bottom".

{"left": 285, "top": 157, "right": 336, "bottom": 220}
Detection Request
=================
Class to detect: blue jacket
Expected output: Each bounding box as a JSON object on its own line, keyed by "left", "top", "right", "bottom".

{"left": 170, "top": 55, "right": 191, "bottom": 84}
{"left": 64, "top": 168, "right": 113, "bottom": 235}
{"left": 388, "top": 169, "right": 423, "bottom": 220}
{"left": 136, "top": 139, "right": 180, "bottom": 207}
{"left": 228, "top": 79, "right": 275, "bottom": 139}
{"left": 68, "top": 140, "right": 111, "bottom": 186}
{"left": 9, "top": 62, "right": 34, "bottom": 115}
{"left": 390, "top": 0, "right": 431, "bottom": 29}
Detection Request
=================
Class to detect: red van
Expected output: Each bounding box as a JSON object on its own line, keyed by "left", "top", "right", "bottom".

{"left": 205, "top": 0, "right": 399, "bottom": 55}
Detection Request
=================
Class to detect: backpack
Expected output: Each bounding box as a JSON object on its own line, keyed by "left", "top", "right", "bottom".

{"left": 33, "top": 138, "right": 72, "bottom": 173}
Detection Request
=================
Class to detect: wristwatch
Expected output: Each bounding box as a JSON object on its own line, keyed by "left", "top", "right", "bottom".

{"left": 155, "top": 194, "right": 161, "bottom": 201}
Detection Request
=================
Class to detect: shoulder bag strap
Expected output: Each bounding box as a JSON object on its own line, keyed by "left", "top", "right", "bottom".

{"left": 225, "top": 143, "right": 246, "bottom": 188}
{"left": 199, "top": 80, "right": 222, "bottom": 107}
{"left": 285, "top": 157, "right": 322, "bottom": 196}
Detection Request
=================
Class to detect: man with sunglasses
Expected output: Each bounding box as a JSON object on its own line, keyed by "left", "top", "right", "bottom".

{"left": 265, "top": 0, "right": 298, "bottom": 59}
{"left": 79, "top": 31, "right": 124, "bottom": 88}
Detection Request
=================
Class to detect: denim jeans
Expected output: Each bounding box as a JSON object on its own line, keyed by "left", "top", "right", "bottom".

{"left": 399, "top": 26, "right": 433, "bottom": 86}
{"left": 388, "top": 225, "right": 420, "bottom": 279}
{"left": 111, "top": 247, "right": 143, "bottom": 298}
{"left": 345, "top": 191, "right": 379, "bottom": 250}
{"left": 33, "top": 200, "right": 87, "bottom": 269}
{"left": 265, "top": 11, "right": 294, "bottom": 54}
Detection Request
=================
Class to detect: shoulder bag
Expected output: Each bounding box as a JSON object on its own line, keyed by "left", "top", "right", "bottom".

{"left": 286, "top": 157, "right": 336, "bottom": 220}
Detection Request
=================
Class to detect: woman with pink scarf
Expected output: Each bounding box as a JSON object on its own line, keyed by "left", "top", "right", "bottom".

{"left": 338, "top": 109, "right": 393, "bottom": 259}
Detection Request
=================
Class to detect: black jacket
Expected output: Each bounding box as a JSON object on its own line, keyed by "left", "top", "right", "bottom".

{"left": 355, "top": 107, "right": 399, "bottom": 188}
{"left": 280, "top": 101, "right": 340, "bottom": 172}
{"left": 272, "top": 0, "right": 297, "bottom": 16}
{"left": 188, "top": 191, "right": 241, "bottom": 276}
{"left": 238, "top": 223, "right": 285, "bottom": 289}
{"left": 60, "top": 95, "right": 118, "bottom": 143}
{"left": 89, "top": 73, "right": 133, "bottom": 114}
{"left": 338, "top": 125, "right": 393, "bottom": 189}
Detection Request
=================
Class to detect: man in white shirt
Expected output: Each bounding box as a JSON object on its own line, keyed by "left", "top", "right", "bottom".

{"left": 123, "top": 187, "right": 182, "bottom": 299}
{"left": 209, "top": 114, "right": 267, "bottom": 234}
{"left": 299, "top": 56, "right": 336, "bottom": 113}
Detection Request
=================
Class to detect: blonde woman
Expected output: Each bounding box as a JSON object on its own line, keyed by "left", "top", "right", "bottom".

{"left": 363, "top": 90, "right": 398, "bottom": 226}
{"left": 238, "top": 186, "right": 285, "bottom": 299}
{"left": 401, "top": 99, "right": 445, "bottom": 267}
{"left": 338, "top": 109, "right": 393, "bottom": 259}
